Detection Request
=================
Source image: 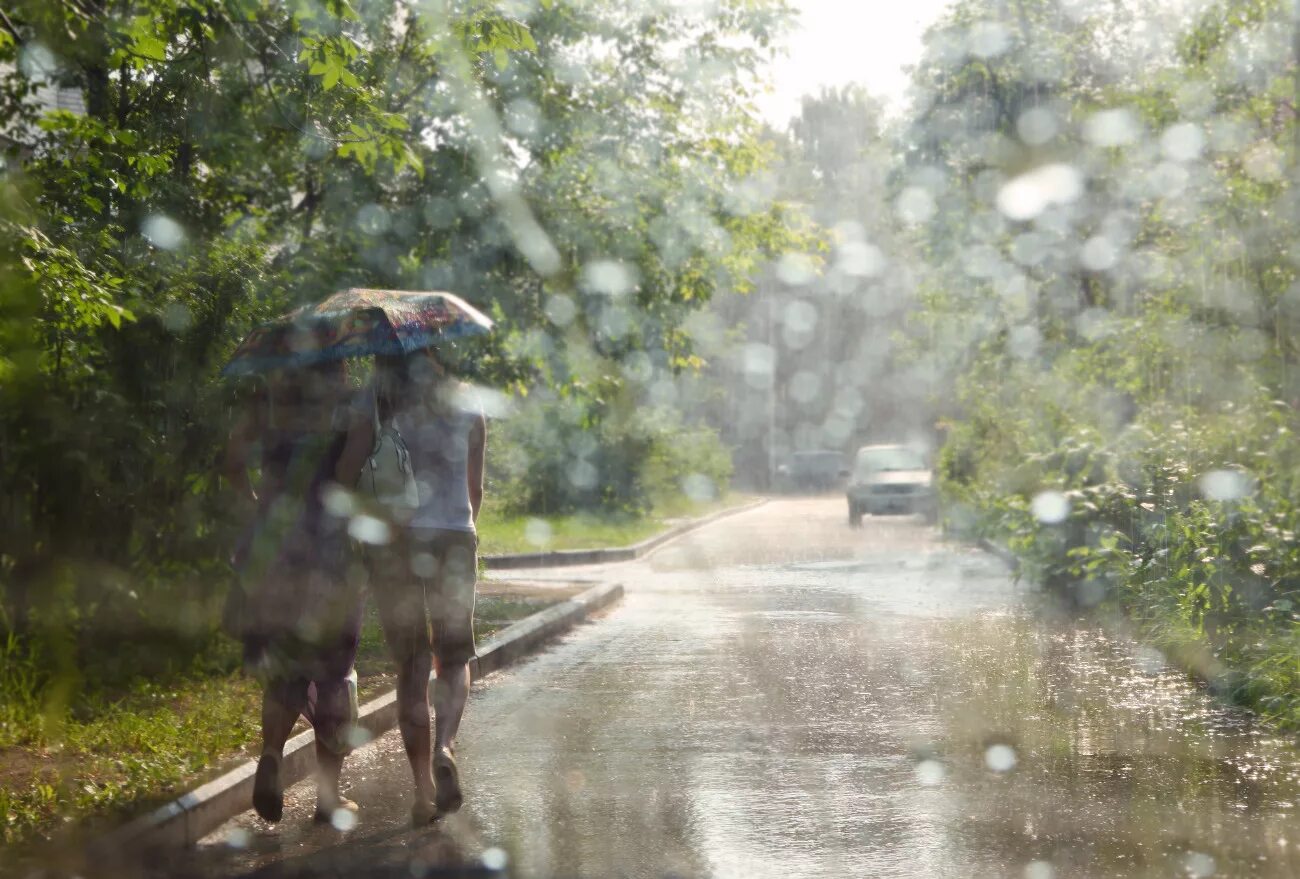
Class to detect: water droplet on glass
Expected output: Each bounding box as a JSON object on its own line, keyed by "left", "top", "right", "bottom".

{"left": 789, "top": 370, "right": 822, "bottom": 405}
{"left": 344, "top": 725, "right": 373, "bottom": 749}
{"left": 1024, "top": 861, "right": 1055, "bottom": 879}
{"left": 968, "top": 21, "right": 1011, "bottom": 58}
{"left": 567, "top": 459, "right": 598, "bottom": 490}
{"left": 896, "top": 187, "right": 936, "bottom": 226}
{"left": 742, "top": 343, "right": 775, "bottom": 390}
{"left": 1243, "top": 142, "right": 1283, "bottom": 182}
{"left": 355, "top": 204, "right": 390, "bottom": 235}
{"left": 1080, "top": 235, "right": 1120, "bottom": 272}
{"left": 481, "top": 847, "right": 509, "bottom": 871}
{"left": 161, "top": 302, "right": 192, "bottom": 333}
{"left": 985, "top": 744, "right": 1017, "bottom": 773}
{"left": 1134, "top": 646, "right": 1165, "bottom": 675}
{"left": 1184, "top": 851, "right": 1216, "bottom": 878}
{"left": 1008, "top": 325, "right": 1041, "bottom": 361}
{"left": 410, "top": 551, "right": 436, "bottom": 579}
{"left": 1160, "top": 123, "right": 1205, "bottom": 162}
{"left": 1031, "top": 491, "right": 1070, "bottom": 524}
{"left": 915, "top": 759, "right": 945, "bottom": 786}
{"left": 996, "top": 164, "right": 1082, "bottom": 221}
{"left": 348, "top": 514, "right": 392, "bottom": 545}
{"left": 1200, "top": 469, "right": 1252, "bottom": 502}
{"left": 330, "top": 807, "right": 358, "bottom": 832}
{"left": 225, "top": 827, "right": 251, "bottom": 850}
{"left": 838, "top": 241, "right": 885, "bottom": 277}
{"left": 682, "top": 473, "right": 716, "bottom": 502}
{"left": 525, "top": 518, "right": 553, "bottom": 548}
{"left": 1083, "top": 108, "right": 1140, "bottom": 147}
{"left": 142, "top": 215, "right": 185, "bottom": 250}
{"left": 582, "top": 260, "right": 636, "bottom": 296}
{"left": 545, "top": 294, "right": 577, "bottom": 327}
{"left": 19, "top": 43, "right": 59, "bottom": 79}
{"left": 1017, "top": 107, "right": 1059, "bottom": 146}
{"left": 776, "top": 252, "right": 816, "bottom": 286}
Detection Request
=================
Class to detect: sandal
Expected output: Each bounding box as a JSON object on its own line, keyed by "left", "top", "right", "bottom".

{"left": 314, "top": 796, "right": 359, "bottom": 825}
{"left": 411, "top": 798, "right": 439, "bottom": 826}
{"left": 253, "top": 753, "right": 284, "bottom": 823}
{"left": 433, "top": 747, "right": 463, "bottom": 814}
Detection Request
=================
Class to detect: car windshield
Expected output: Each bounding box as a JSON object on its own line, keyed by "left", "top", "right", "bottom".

{"left": 858, "top": 447, "right": 926, "bottom": 473}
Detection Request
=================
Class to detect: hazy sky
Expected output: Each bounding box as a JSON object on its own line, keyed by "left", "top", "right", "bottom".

{"left": 756, "top": 0, "right": 955, "bottom": 129}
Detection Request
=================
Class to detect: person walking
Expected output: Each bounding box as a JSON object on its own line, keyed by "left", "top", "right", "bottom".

{"left": 340, "top": 349, "right": 485, "bottom": 824}
{"left": 224, "top": 362, "right": 370, "bottom": 825}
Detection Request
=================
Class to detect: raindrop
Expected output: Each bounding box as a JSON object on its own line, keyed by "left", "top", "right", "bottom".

{"left": 1031, "top": 491, "right": 1070, "bottom": 524}
{"left": 1016, "top": 107, "right": 1059, "bottom": 146}
{"left": 776, "top": 252, "right": 816, "bottom": 286}
{"left": 344, "top": 726, "right": 373, "bottom": 749}
{"left": 896, "top": 187, "right": 936, "bottom": 225}
{"left": 1160, "top": 123, "right": 1205, "bottom": 163}
{"left": 567, "top": 460, "right": 598, "bottom": 490}
{"left": 161, "top": 302, "right": 193, "bottom": 333}
{"left": 19, "top": 43, "right": 59, "bottom": 80}
{"left": 915, "top": 759, "right": 945, "bottom": 786}
{"left": 322, "top": 485, "right": 356, "bottom": 518}
{"left": 423, "top": 197, "right": 456, "bottom": 229}
{"left": 985, "top": 744, "right": 1017, "bottom": 773}
{"left": 1083, "top": 108, "right": 1140, "bottom": 147}
{"left": 330, "top": 808, "right": 358, "bottom": 832}
{"left": 968, "top": 21, "right": 1011, "bottom": 59}
{"left": 1184, "top": 852, "right": 1216, "bottom": 878}
{"left": 355, "top": 204, "right": 391, "bottom": 236}
{"left": 789, "top": 370, "right": 823, "bottom": 405}
{"left": 225, "top": 827, "right": 251, "bottom": 850}
{"left": 481, "top": 848, "right": 509, "bottom": 871}
{"left": 1008, "top": 325, "right": 1041, "bottom": 361}
{"left": 545, "top": 294, "right": 577, "bottom": 327}
{"left": 1024, "top": 861, "right": 1055, "bottom": 879}
{"left": 505, "top": 98, "right": 541, "bottom": 136}
{"left": 622, "top": 351, "right": 653, "bottom": 384}
{"left": 409, "top": 551, "right": 436, "bottom": 579}
{"left": 349, "top": 515, "right": 392, "bottom": 545}
{"left": 682, "top": 473, "right": 716, "bottom": 502}
{"left": 741, "top": 343, "right": 775, "bottom": 390}
{"left": 1134, "top": 646, "right": 1165, "bottom": 675}
{"left": 838, "top": 241, "right": 885, "bottom": 277}
{"left": 1243, "top": 142, "right": 1283, "bottom": 182}
{"left": 142, "top": 215, "right": 185, "bottom": 250}
{"left": 524, "top": 518, "right": 553, "bottom": 548}
{"left": 582, "top": 260, "right": 636, "bottom": 296}
{"left": 996, "top": 164, "right": 1082, "bottom": 222}
{"left": 1075, "top": 580, "right": 1106, "bottom": 607}
{"left": 1079, "top": 236, "right": 1120, "bottom": 272}
{"left": 1199, "top": 470, "right": 1252, "bottom": 502}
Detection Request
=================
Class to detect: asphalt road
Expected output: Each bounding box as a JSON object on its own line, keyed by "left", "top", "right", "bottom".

{"left": 151, "top": 497, "right": 1300, "bottom": 879}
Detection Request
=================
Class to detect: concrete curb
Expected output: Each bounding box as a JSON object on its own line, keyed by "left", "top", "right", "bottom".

{"left": 94, "top": 581, "right": 624, "bottom": 855}
{"left": 482, "top": 497, "right": 768, "bottom": 570}
{"left": 977, "top": 537, "right": 1020, "bottom": 573}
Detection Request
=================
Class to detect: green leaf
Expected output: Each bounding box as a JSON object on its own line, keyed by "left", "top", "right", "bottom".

{"left": 131, "top": 34, "right": 168, "bottom": 61}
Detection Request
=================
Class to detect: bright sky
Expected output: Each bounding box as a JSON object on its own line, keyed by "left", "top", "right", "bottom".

{"left": 756, "top": 0, "right": 956, "bottom": 129}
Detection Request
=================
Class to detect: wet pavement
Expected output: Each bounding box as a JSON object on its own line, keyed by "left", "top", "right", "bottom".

{"left": 142, "top": 498, "right": 1299, "bottom": 878}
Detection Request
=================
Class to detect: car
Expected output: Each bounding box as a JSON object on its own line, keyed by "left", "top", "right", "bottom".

{"left": 846, "top": 444, "right": 936, "bottom": 526}
{"left": 776, "top": 450, "right": 845, "bottom": 493}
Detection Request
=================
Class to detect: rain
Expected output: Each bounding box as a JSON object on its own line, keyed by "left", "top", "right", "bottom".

{"left": 3, "top": 0, "right": 1300, "bottom": 877}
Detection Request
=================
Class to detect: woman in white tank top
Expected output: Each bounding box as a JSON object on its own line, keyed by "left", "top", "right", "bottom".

{"left": 338, "top": 349, "right": 485, "bottom": 822}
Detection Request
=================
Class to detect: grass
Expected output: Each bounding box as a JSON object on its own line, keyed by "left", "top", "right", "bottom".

{"left": 0, "top": 593, "right": 558, "bottom": 853}
{"left": 475, "top": 492, "right": 754, "bottom": 556}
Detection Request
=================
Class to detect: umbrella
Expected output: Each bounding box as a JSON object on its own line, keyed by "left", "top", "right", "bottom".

{"left": 222, "top": 289, "right": 493, "bottom": 377}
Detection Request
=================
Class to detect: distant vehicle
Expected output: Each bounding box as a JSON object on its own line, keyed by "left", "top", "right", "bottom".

{"left": 846, "top": 444, "right": 935, "bottom": 526}
{"left": 776, "top": 450, "right": 845, "bottom": 493}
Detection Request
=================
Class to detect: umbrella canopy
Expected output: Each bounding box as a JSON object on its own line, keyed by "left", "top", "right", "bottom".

{"left": 221, "top": 289, "right": 493, "bottom": 377}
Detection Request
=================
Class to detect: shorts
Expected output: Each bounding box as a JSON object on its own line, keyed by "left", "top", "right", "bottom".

{"left": 370, "top": 528, "right": 478, "bottom": 667}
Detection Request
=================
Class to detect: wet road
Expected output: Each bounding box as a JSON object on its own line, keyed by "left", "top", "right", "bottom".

{"left": 160, "top": 498, "right": 1300, "bottom": 878}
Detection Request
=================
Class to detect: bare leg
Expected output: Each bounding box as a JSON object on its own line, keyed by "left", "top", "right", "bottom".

{"left": 432, "top": 659, "right": 470, "bottom": 752}
{"left": 255, "top": 679, "right": 308, "bottom": 822}
{"left": 310, "top": 679, "right": 353, "bottom": 815}
{"left": 397, "top": 646, "right": 437, "bottom": 808}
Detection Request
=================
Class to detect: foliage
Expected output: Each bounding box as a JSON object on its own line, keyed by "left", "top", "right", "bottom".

{"left": 904, "top": 0, "right": 1300, "bottom": 731}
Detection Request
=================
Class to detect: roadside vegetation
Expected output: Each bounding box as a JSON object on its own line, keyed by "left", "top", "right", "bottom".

{"left": 895, "top": 0, "right": 1300, "bottom": 732}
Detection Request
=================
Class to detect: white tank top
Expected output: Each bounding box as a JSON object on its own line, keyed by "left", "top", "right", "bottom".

{"left": 395, "top": 386, "right": 480, "bottom": 533}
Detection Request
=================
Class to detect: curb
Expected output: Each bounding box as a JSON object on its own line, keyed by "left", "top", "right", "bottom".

{"left": 977, "top": 537, "right": 1020, "bottom": 573}
{"left": 482, "top": 497, "right": 768, "bottom": 570}
{"left": 94, "top": 581, "right": 624, "bottom": 855}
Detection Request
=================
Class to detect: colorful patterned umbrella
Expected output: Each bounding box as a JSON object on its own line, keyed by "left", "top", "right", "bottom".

{"left": 221, "top": 289, "right": 493, "bottom": 377}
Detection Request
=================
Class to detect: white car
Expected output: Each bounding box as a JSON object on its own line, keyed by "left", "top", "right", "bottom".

{"left": 846, "top": 444, "right": 936, "bottom": 526}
